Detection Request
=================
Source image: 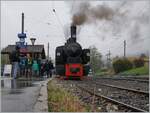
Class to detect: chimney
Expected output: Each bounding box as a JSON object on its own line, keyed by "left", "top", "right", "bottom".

{"left": 71, "top": 25, "right": 76, "bottom": 42}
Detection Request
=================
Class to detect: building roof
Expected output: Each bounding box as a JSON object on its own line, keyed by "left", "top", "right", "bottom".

{"left": 1, "top": 45, "right": 45, "bottom": 54}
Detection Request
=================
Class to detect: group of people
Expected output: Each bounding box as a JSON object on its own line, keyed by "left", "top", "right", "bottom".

{"left": 10, "top": 46, "right": 54, "bottom": 79}
{"left": 20, "top": 55, "right": 54, "bottom": 78}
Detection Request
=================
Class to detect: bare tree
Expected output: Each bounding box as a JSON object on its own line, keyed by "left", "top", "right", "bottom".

{"left": 89, "top": 46, "right": 102, "bottom": 74}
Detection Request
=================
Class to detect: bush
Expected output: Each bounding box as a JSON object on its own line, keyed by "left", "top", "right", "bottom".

{"left": 48, "top": 81, "right": 87, "bottom": 112}
{"left": 113, "top": 58, "right": 133, "bottom": 73}
{"left": 133, "top": 58, "right": 144, "bottom": 68}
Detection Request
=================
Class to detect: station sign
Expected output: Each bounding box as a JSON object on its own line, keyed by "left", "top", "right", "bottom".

{"left": 3, "top": 64, "right": 12, "bottom": 76}
{"left": 20, "top": 48, "right": 27, "bottom": 53}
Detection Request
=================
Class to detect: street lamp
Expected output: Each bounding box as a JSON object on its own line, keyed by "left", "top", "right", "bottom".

{"left": 30, "top": 38, "right": 36, "bottom": 45}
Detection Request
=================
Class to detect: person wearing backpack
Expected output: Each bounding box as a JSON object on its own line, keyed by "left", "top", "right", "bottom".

{"left": 40, "top": 61, "right": 45, "bottom": 77}
{"left": 48, "top": 60, "right": 54, "bottom": 78}
{"left": 10, "top": 45, "right": 20, "bottom": 79}
{"left": 44, "top": 60, "right": 50, "bottom": 78}
{"left": 19, "top": 55, "right": 27, "bottom": 77}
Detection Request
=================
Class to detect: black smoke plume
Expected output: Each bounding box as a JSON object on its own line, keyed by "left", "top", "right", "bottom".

{"left": 71, "top": 2, "right": 116, "bottom": 25}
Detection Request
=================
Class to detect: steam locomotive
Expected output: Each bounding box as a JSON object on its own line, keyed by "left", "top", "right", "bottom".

{"left": 55, "top": 25, "right": 90, "bottom": 79}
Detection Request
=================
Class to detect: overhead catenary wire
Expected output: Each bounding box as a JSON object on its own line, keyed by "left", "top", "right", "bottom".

{"left": 52, "top": 9, "right": 64, "bottom": 30}
{"left": 51, "top": 1, "right": 65, "bottom": 38}
{"left": 71, "top": 0, "right": 76, "bottom": 13}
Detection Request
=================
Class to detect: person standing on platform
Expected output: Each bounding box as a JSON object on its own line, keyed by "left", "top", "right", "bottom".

{"left": 26, "top": 54, "right": 32, "bottom": 78}
{"left": 44, "top": 60, "right": 50, "bottom": 78}
{"left": 48, "top": 60, "right": 54, "bottom": 78}
{"left": 36, "top": 57, "right": 41, "bottom": 77}
{"left": 19, "top": 55, "right": 27, "bottom": 77}
{"left": 10, "top": 45, "right": 20, "bottom": 79}
{"left": 40, "top": 61, "right": 45, "bottom": 77}
{"left": 32, "top": 60, "right": 39, "bottom": 77}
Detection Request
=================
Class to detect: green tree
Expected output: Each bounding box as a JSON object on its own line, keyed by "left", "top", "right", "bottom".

{"left": 113, "top": 58, "right": 133, "bottom": 73}
{"left": 89, "top": 46, "right": 102, "bottom": 74}
{"left": 133, "top": 58, "right": 144, "bottom": 68}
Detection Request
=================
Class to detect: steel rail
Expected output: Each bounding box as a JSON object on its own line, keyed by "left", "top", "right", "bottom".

{"left": 94, "top": 77, "right": 149, "bottom": 83}
{"left": 76, "top": 85, "right": 147, "bottom": 112}
{"left": 94, "top": 82, "right": 149, "bottom": 95}
{"left": 116, "top": 78, "right": 149, "bottom": 83}
{"left": 122, "top": 78, "right": 149, "bottom": 83}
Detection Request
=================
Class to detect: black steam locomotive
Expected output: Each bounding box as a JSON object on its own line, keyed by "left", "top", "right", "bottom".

{"left": 55, "top": 25, "right": 90, "bottom": 79}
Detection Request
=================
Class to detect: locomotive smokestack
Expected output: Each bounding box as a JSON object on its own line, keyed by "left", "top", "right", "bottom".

{"left": 71, "top": 25, "right": 76, "bottom": 42}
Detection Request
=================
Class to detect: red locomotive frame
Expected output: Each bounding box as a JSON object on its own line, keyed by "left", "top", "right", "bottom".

{"left": 65, "top": 64, "right": 83, "bottom": 79}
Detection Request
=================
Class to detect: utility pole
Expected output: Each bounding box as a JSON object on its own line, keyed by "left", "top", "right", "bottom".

{"left": 108, "top": 50, "right": 111, "bottom": 61}
{"left": 124, "top": 40, "right": 126, "bottom": 58}
{"left": 106, "top": 50, "right": 111, "bottom": 61}
{"left": 47, "top": 42, "right": 49, "bottom": 60}
{"left": 106, "top": 50, "right": 111, "bottom": 68}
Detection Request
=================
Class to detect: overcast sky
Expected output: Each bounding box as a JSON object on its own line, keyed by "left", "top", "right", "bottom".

{"left": 1, "top": 0, "right": 150, "bottom": 60}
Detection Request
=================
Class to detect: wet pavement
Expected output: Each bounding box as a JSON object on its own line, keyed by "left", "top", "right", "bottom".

{"left": 1, "top": 77, "right": 46, "bottom": 112}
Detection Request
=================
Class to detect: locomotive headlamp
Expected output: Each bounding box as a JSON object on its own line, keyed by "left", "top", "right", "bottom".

{"left": 57, "top": 52, "right": 61, "bottom": 56}
{"left": 87, "top": 52, "right": 90, "bottom": 56}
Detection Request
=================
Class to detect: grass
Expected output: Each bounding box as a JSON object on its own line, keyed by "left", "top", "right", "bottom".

{"left": 95, "top": 65, "right": 149, "bottom": 76}
{"left": 95, "top": 69, "right": 114, "bottom": 76}
{"left": 47, "top": 80, "right": 87, "bottom": 112}
{"left": 95, "top": 70, "right": 104, "bottom": 76}
{"left": 121, "top": 66, "right": 149, "bottom": 75}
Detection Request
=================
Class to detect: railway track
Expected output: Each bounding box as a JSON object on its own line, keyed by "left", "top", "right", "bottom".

{"left": 55, "top": 78, "right": 149, "bottom": 112}
{"left": 94, "top": 76, "right": 149, "bottom": 83}
{"left": 76, "top": 85, "right": 147, "bottom": 112}
{"left": 89, "top": 77, "right": 149, "bottom": 92}
{"left": 94, "top": 82, "right": 149, "bottom": 95}
{"left": 78, "top": 81, "right": 149, "bottom": 111}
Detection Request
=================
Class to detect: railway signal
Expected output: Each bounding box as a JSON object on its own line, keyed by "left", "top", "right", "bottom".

{"left": 106, "top": 50, "right": 111, "bottom": 69}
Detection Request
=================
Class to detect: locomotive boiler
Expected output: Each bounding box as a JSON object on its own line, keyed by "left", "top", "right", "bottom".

{"left": 55, "top": 25, "right": 90, "bottom": 79}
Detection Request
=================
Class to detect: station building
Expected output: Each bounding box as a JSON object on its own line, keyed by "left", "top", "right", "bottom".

{"left": 1, "top": 44, "right": 46, "bottom": 63}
